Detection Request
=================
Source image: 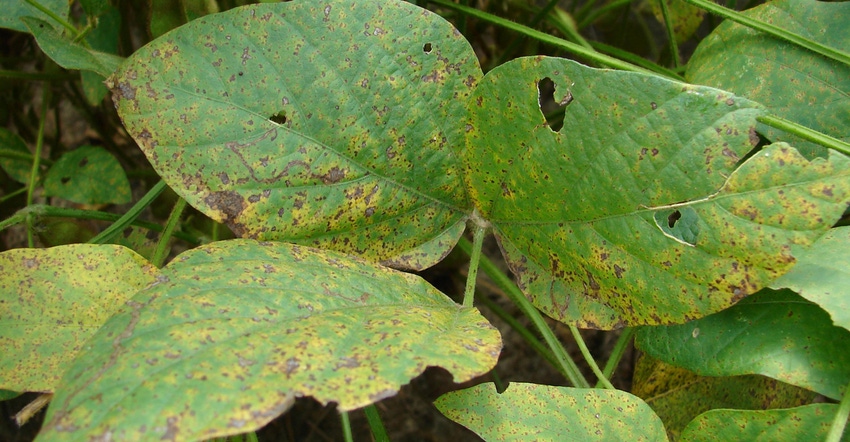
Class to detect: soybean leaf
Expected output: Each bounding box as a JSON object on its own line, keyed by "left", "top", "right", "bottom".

{"left": 636, "top": 289, "right": 850, "bottom": 400}
{"left": 109, "top": 0, "right": 480, "bottom": 270}
{"left": 435, "top": 382, "right": 668, "bottom": 441}
{"left": 40, "top": 240, "right": 500, "bottom": 441}
{"left": 0, "top": 127, "right": 32, "bottom": 184}
{"left": 772, "top": 227, "right": 850, "bottom": 332}
{"left": 647, "top": 0, "right": 705, "bottom": 42}
{"left": 686, "top": 0, "right": 850, "bottom": 159}
{"left": 632, "top": 355, "right": 816, "bottom": 440}
{"left": 22, "top": 17, "right": 125, "bottom": 78}
{"left": 679, "top": 405, "right": 841, "bottom": 442}
{"left": 81, "top": 6, "right": 122, "bottom": 104}
{"left": 465, "top": 55, "right": 850, "bottom": 329}
{"left": 0, "top": 0, "right": 69, "bottom": 33}
{"left": 0, "top": 245, "right": 159, "bottom": 392}
{"left": 43, "top": 145, "right": 131, "bottom": 205}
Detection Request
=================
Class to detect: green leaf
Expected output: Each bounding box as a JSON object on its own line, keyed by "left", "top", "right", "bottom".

{"left": 435, "top": 382, "right": 668, "bottom": 441}
{"left": 0, "top": 245, "right": 159, "bottom": 392}
{"left": 636, "top": 289, "right": 850, "bottom": 400}
{"left": 686, "top": 0, "right": 850, "bottom": 159}
{"left": 679, "top": 405, "right": 841, "bottom": 442}
{"left": 81, "top": 6, "right": 122, "bottom": 104}
{"left": 772, "top": 227, "right": 850, "bottom": 332}
{"left": 0, "top": 127, "right": 32, "bottom": 184}
{"left": 0, "top": 0, "right": 69, "bottom": 33}
{"left": 109, "top": 0, "right": 481, "bottom": 270}
{"left": 647, "top": 0, "right": 706, "bottom": 42}
{"left": 632, "top": 355, "right": 816, "bottom": 440}
{"left": 40, "top": 239, "right": 500, "bottom": 441}
{"left": 43, "top": 145, "right": 131, "bottom": 205}
{"left": 21, "top": 17, "right": 125, "bottom": 78}
{"left": 465, "top": 55, "right": 850, "bottom": 329}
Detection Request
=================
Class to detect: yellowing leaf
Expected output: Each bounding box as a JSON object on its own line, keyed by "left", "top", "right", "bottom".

{"left": 40, "top": 240, "right": 500, "bottom": 441}
{"left": 0, "top": 245, "right": 158, "bottom": 392}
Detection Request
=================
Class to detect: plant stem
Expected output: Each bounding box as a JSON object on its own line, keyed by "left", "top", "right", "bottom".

{"left": 463, "top": 221, "right": 486, "bottom": 307}
{"left": 427, "top": 0, "right": 655, "bottom": 76}
{"left": 244, "top": 431, "right": 259, "bottom": 442}
{"left": 598, "top": 327, "right": 634, "bottom": 387}
{"left": 0, "top": 204, "right": 200, "bottom": 243}
{"left": 456, "top": 237, "right": 590, "bottom": 388}
{"left": 23, "top": 0, "right": 79, "bottom": 36}
{"left": 683, "top": 0, "right": 850, "bottom": 67}
{"left": 340, "top": 411, "right": 354, "bottom": 442}
{"left": 88, "top": 180, "right": 168, "bottom": 244}
{"left": 658, "top": 0, "right": 680, "bottom": 68}
{"left": 151, "top": 197, "right": 187, "bottom": 268}
{"left": 26, "top": 83, "right": 51, "bottom": 248}
{"left": 757, "top": 115, "right": 850, "bottom": 156}
{"left": 363, "top": 405, "right": 389, "bottom": 442}
{"left": 474, "top": 291, "right": 561, "bottom": 373}
{"left": 569, "top": 325, "right": 615, "bottom": 389}
{"left": 826, "top": 387, "right": 850, "bottom": 442}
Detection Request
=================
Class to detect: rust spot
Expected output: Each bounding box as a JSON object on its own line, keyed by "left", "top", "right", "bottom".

{"left": 748, "top": 127, "right": 760, "bottom": 147}
{"left": 204, "top": 191, "right": 246, "bottom": 223}
{"left": 323, "top": 166, "right": 345, "bottom": 184}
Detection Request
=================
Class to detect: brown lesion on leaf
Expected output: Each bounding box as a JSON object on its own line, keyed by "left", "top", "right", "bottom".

{"left": 749, "top": 127, "right": 760, "bottom": 147}
{"left": 204, "top": 191, "right": 246, "bottom": 232}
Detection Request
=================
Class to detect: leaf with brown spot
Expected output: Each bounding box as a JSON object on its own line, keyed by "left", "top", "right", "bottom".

{"left": 0, "top": 245, "right": 159, "bottom": 392}
{"left": 39, "top": 240, "right": 500, "bottom": 441}
{"left": 465, "top": 56, "right": 850, "bottom": 329}
{"left": 435, "top": 382, "right": 668, "bottom": 441}
{"left": 110, "top": 0, "right": 480, "bottom": 270}
{"left": 686, "top": 0, "right": 850, "bottom": 159}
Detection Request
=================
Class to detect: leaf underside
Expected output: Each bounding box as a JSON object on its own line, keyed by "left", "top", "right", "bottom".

{"left": 465, "top": 56, "right": 850, "bottom": 329}
{"left": 40, "top": 240, "right": 500, "bottom": 441}
{"left": 636, "top": 289, "right": 850, "bottom": 400}
{"left": 109, "top": 0, "right": 482, "bottom": 270}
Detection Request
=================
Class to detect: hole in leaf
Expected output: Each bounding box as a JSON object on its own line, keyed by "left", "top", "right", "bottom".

{"left": 269, "top": 110, "right": 287, "bottom": 125}
{"left": 537, "top": 77, "right": 572, "bottom": 132}
{"left": 60, "top": 177, "right": 71, "bottom": 184}
{"left": 667, "top": 210, "right": 682, "bottom": 228}
{"left": 423, "top": 43, "right": 432, "bottom": 53}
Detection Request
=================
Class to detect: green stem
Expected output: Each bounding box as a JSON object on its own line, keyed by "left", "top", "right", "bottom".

{"left": 88, "top": 180, "right": 168, "bottom": 244}
{"left": 340, "top": 411, "right": 354, "bottom": 442}
{"left": 427, "top": 0, "right": 655, "bottom": 76}
{"left": 0, "top": 187, "right": 27, "bottom": 204}
{"left": 0, "top": 69, "right": 76, "bottom": 81}
{"left": 0, "top": 147, "right": 54, "bottom": 166}
{"left": 151, "top": 197, "right": 187, "bottom": 268}
{"left": 363, "top": 405, "right": 389, "bottom": 442}
{"left": 569, "top": 325, "right": 615, "bottom": 389}
{"left": 658, "top": 0, "right": 680, "bottom": 68}
{"left": 26, "top": 83, "right": 51, "bottom": 248}
{"left": 757, "top": 115, "right": 850, "bottom": 156}
{"left": 0, "top": 204, "right": 200, "bottom": 244}
{"left": 23, "top": 0, "right": 79, "bottom": 36}
{"left": 683, "top": 0, "right": 850, "bottom": 67}
{"left": 598, "top": 327, "right": 634, "bottom": 387}
{"left": 826, "top": 387, "right": 850, "bottom": 442}
{"left": 494, "top": 0, "right": 564, "bottom": 66}
{"left": 463, "top": 219, "right": 486, "bottom": 307}
{"left": 576, "top": 0, "right": 631, "bottom": 30}
{"left": 589, "top": 41, "right": 683, "bottom": 81}
{"left": 474, "top": 292, "right": 561, "bottom": 373}
{"left": 456, "top": 237, "right": 590, "bottom": 388}
{"left": 244, "top": 431, "right": 259, "bottom": 442}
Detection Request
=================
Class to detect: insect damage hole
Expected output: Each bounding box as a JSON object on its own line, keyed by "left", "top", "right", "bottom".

{"left": 537, "top": 77, "right": 572, "bottom": 132}
{"left": 269, "top": 110, "right": 287, "bottom": 125}
{"left": 667, "top": 210, "right": 682, "bottom": 228}
{"left": 423, "top": 43, "right": 432, "bottom": 53}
